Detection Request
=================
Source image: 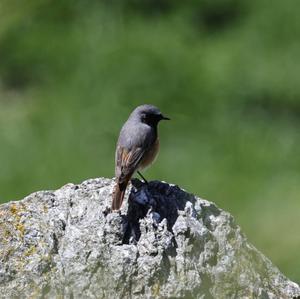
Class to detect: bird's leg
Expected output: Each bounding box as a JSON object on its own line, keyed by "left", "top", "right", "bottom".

{"left": 137, "top": 171, "right": 148, "bottom": 184}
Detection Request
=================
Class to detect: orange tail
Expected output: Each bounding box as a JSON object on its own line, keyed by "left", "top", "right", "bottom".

{"left": 112, "top": 181, "right": 128, "bottom": 211}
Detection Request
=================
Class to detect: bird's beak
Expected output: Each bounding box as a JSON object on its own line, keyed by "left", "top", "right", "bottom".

{"left": 161, "top": 114, "right": 170, "bottom": 120}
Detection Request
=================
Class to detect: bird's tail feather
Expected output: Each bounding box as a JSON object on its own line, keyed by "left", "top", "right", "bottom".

{"left": 112, "top": 181, "right": 128, "bottom": 211}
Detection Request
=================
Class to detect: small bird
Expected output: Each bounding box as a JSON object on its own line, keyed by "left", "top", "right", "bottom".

{"left": 112, "top": 104, "right": 170, "bottom": 211}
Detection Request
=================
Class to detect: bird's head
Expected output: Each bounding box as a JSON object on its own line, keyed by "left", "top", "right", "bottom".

{"left": 133, "top": 104, "right": 170, "bottom": 126}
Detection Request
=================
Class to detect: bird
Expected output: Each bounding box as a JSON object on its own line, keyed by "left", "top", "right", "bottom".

{"left": 112, "top": 104, "right": 170, "bottom": 211}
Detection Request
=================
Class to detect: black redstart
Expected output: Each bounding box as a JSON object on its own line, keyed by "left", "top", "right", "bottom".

{"left": 112, "top": 104, "right": 170, "bottom": 211}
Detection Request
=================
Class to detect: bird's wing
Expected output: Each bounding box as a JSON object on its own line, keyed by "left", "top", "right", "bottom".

{"left": 115, "top": 145, "right": 145, "bottom": 184}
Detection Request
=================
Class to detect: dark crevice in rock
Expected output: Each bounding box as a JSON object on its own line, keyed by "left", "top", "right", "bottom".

{"left": 51, "top": 232, "right": 59, "bottom": 254}
{"left": 123, "top": 179, "right": 195, "bottom": 244}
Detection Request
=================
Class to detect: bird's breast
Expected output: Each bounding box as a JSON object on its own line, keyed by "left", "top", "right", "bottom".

{"left": 139, "top": 138, "right": 160, "bottom": 170}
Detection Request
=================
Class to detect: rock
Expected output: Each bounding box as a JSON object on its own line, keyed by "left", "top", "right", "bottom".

{"left": 0, "top": 177, "right": 299, "bottom": 299}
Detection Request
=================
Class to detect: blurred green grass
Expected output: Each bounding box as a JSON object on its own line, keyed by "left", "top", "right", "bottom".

{"left": 0, "top": 0, "right": 300, "bottom": 282}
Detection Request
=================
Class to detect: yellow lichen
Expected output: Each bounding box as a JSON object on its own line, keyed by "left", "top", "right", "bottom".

{"left": 8, "top": 203, "right": 26, "bottom": 238}
{"left": 16, "top": 223, "right": 25, "bottom": 236}
{"left": 10, "top": 203, "right": 19, "bottom": 215}
{"left": 152, "top": 282, "right": 160, "bottom": 297}
{"left": 43, "top": 205, "right": 48, "bottom": 213}
{"left": 24, "top": 245, "right": 37, "bottom": 257}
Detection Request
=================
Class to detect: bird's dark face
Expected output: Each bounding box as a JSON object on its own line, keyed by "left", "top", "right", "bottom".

{"left": 139, "top": 106, "right": 170, "bottom": 127}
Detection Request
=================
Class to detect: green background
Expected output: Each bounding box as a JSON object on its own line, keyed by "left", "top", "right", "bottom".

{"left": 0, "top": 0, "right": 299, "bottom": 282}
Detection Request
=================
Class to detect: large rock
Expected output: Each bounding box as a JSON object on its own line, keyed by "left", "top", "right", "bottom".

{"left": 0, "top": 178, "right": 299, "bottom": 299}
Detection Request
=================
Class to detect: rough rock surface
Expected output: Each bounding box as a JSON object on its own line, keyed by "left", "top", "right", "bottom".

{"left": 0, "top": 177, "right": 299, "bottom": 299}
